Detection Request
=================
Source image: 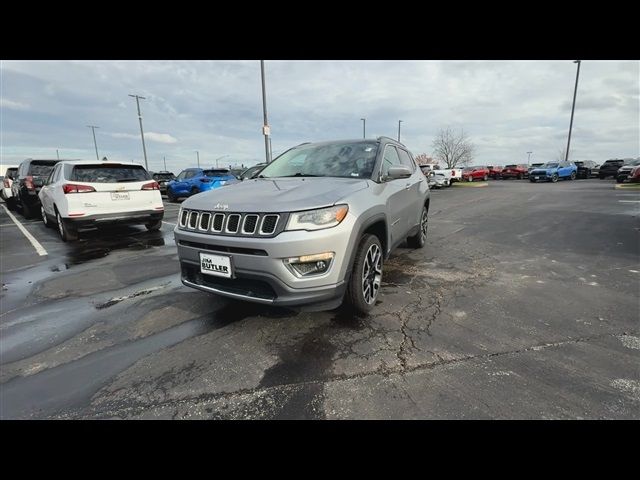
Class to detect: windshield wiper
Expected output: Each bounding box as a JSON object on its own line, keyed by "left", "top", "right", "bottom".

{"left": 279, "top": 173, "right": 321, "bottom": 177}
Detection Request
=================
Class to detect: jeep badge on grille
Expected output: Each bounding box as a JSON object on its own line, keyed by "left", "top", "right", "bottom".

{"left": 213, "top": 203, "right": 229, "bottom": 210}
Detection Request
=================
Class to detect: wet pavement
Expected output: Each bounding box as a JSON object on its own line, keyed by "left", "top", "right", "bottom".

{"left": 1, "top": 180, "right": 639, "bottom": 419}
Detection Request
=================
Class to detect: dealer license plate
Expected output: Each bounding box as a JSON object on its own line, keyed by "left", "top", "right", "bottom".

{"left": 199, "top": 252, "right": 232, "bottom": 278}
{"left": 111, "top": 192, "right": 130, "bottom": 201}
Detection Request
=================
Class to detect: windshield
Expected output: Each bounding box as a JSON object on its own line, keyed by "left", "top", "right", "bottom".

{"left": 463, "top": 167, "right": 474, "bottom": 172}
{"left": 153, "top": 173, "right": 175, "bottom": 180}
{"left": 543, "top": 162, "right": 559, "bottom": 168}
{"left": 70, "top": 164, "right": 150, "bottom": 183}
{"left": 258, "top": 141, "right": 378, "bottom": 179}
{"left": 29, "top": 161, "right": 58, "bottom": 177}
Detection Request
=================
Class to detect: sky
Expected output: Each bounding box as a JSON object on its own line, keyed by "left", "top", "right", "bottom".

{"left": 1, "top": 60, "right": 638, "bottom": 172}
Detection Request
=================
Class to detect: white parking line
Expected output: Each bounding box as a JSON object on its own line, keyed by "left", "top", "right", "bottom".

{"left": 162, "top": 221, "right": 176, "bottom": 226}
{"left": 618, "top": 200, "right": 640, "bottom": 203}
{"left": 1, "top": 204, "right": 48, "bottom": 256}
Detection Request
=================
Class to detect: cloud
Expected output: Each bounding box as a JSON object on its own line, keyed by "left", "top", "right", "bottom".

{"left": 111, "top": 131, "right": 178, "bottom": 144}
{"left": 145, "top": 132, "right": 178, "bottom": 144}
{"left": 1, "top": 98, "right": 30, "bottom": 110}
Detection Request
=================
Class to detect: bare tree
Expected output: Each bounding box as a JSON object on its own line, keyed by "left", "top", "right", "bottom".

{"left": 556, "top": 147, "right": 567, "bottom": 162}
{"left": 414, "top": 153, "right": 435, "bottom": 165}
{"left": 432, "top": 127, "right": 475, "bottom": 169}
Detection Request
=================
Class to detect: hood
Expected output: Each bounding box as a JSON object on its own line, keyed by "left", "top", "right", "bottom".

{"left": 183, "top": 177, "right": 370, "bottom": 213}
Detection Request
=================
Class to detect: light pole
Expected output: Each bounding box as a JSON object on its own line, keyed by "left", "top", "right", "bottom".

{"left": 195, "top": 150, "right": 200, "bottom": 168}
{"left": 163, "top": 156, "right": 167, "bottom": 171}
{"left": 129, "top": 94, "right": 149, "bottom": 171}
{"left": 260, "top": 60, "right": 271, "bottom": 164}
{"left": 564, "top": 60, "right": 581, "bottom": 163}
{"left": 86, "top": 125, "right": 100, "bottom": 160}
{"left": 398, "top": 120, "right": 403, "bottom": 143}
{"left": 269, "top": 137, "right": 273, "bottom": 160}
{"left": 527, "top": 151, "right": 532, "bottom": 165}
{"left": 56, "top": 149, "right": 60, "bottom": 160}
{"left": 361, "top": 118, "right": 366, "bottom": 138}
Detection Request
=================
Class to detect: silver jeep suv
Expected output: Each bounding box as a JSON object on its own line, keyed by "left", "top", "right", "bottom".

{"left": 174, "top": 137, "right": 430, "bottom": 314}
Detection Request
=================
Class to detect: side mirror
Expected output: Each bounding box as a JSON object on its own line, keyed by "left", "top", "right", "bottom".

{"left": 387, "top": 166, "right": 412, "bottom": 180}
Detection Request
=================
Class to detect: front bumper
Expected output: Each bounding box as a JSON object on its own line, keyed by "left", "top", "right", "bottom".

{"left": 174, "top": 214, "right": 358, "bottom": 308}
{"left": 66, "top": 210, "right": 164, "bottom": 230}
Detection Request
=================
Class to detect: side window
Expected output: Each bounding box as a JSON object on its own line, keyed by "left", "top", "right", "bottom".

{"left": 381, "top": 146, "right": 402, "bottom": 180}
{"left": 46, "top": 165, "right": 57, "bottom": 185}
{"left": 176, "top": 171, "right": 186, "bottom": 180}
{"left": 186, "top": 171, "right": 197, "bottom": 179}
{"left": 397, "top": 149, "right": 415, "bottom": 172}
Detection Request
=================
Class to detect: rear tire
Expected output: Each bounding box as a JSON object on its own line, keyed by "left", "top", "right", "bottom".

{"left": 345, "top": 234, "right": 383, "bottom": 316}
{"left": 570, "top": 171, "right": 577, "bottom": 180}
{"left": 167, "top": 189, "right": 177, "bottom": 202}
{"left": 467, "top": 176, "right": 473, "bottom": 182}
{"left": 57, "top": 210, "right": 78, "bottom": 242}
{"left": 616, "top": 177, "right": 624, "bottom": 183}
{"left": 41, "top": 205, "right": 52, "bottom": 228}
{"left": 5, "top": 197, "right": 16, "bottom": 211}
{"left": 22, "top": 200, "right": 34, "bottom": 219}
{"left": 518, "top": 173, "right": 524, "bottom": 180}
{"left": 407, "top": 206, "right": 428, "bottom": 249}
{"left": 146, "top": 220, "right": 162, "bottom": 231}
{"left": 483, "top": 174, "right": 488, "bottom": 181}
{"left": 599, "top": 175, "right": 605, "bottom": 180}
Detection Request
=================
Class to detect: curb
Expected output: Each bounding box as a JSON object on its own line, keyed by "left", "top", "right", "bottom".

{"left": 452, "top": 182, "right": 489, "bottom": 188}
{"left": 614, "top": 183, "right": 640, "bottom": 190}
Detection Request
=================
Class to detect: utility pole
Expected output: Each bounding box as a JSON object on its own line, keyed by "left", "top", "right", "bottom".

{"left": 196, "top": 150, "right": 200, "bottom": 168}
{"left": 129, "top": 94, "right": 149, "bottom": 171}
{"left": 398, "top": 120, "right": 403, "bottom": 142}
{"left": 527, "top": 151, "right": 532, "bottom": 165}
{"left": 361, "top": 118, "right": 366, "bottom": 138}
{"left": 269, "top": 136, "right": 273, "bottom": 160}
{"left": 163, "top": 156, "right": 167, "bottom": 171}
{"left": 260, "top": 60, "right": 271, "bottom": 164}
{"left": 86, "top": 125, "right": 100, "bottom": 160}
{"left": 564, "top": 60, "right": 581, "bottom": 163}
{"left": 56, "top": 149, "right": 60, "bottom": 160}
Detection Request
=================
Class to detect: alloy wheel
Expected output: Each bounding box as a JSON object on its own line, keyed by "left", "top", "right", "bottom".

{"left": 362, "top": 243, "right": 382, "bottom": 305}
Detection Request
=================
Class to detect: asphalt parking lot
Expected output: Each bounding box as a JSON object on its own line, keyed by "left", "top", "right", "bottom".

{"left": 1, "top": 179, "right": 638, "bottom": 419}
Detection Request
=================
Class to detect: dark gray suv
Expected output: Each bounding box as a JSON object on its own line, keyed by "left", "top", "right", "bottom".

{"left": 174, "top": 137, "right": 430, "bottom": 314}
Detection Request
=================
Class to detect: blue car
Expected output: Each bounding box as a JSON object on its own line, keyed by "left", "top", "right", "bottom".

{"left": 167, "top": 168, "right": 238, "bottom": 202}
{"left": 529, "top": 161, "right": 577, "bottom": 183}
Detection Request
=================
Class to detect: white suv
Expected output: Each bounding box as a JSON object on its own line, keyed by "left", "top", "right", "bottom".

{"left": 38, "top": 160, "right": 164, "bottom": 241}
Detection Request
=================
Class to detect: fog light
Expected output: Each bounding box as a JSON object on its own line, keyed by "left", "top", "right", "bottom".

{"left": 284, "top": 252, "right": 334, "bottom": 277}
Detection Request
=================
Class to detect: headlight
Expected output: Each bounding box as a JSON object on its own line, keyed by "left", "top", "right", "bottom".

{"left": 286, "top": 205, "right": 348, "bottom": 231}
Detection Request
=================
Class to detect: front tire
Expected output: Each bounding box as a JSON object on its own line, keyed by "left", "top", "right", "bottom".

{"left": 5, "top": 197, "right": 16, "bottom": 211}
{"left": 146, "top": 220, "right": 162, "bottom": 231}
{"left": 551, "top": 174, "right": 559, "bottom": 183}
{"left": 467, "top": 176, "right": 473, "bottom": 182}
{"left": 167, "top": 189, "right": 177, "bottom": 202}
{"left": 483, "top": 174, "right": 488, "bottom": 181}
{"left": 345, "top": 234, "right": 383, "bottom": 316}
{"left": 57, "top": 210, "right": 78, "bottom": 242}
{"left": 190, "top": 187, "right": 200, "bottom": 196}
{"left": 407, "top": 206, "right": 428, "bottom": 249}
{"left": 22, "top": 200, "right": 34, "bottom": 219}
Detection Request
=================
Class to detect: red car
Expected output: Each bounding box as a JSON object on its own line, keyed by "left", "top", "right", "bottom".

{"left": 462, "top": 166, "right": 490, "bottom": 182}
{"left": 487, "top": 165, "right": 503, "bottom": 179}
{"left": 629, "top": 165, "right": 640, "bottom": 183}
{"left": 501, "top": 164, "right": 528, "bottom": 179}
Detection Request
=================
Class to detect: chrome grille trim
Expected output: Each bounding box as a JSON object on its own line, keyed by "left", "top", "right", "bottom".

{"left": 225, "top": 214, "right": 241, "bottom": 233}
{"left": 242, "top": 214, "right": 259, "bottom": 234}
{"left": 211, "top": 213, "right": 225, "bottom": 232}
{"left": 188, "top": 211, "right": 199, "bottom": 229}
{"left": 198, "top": 212, "right": 211, "bottom": 231}
{"left": 179, "top": 209, "right": 189, "bottom": 227}
{"left": 259, "top": 214, "right": 280, "bottom": 235}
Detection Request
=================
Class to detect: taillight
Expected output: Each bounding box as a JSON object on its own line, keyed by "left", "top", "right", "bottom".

{"left": 3, "top": 179, "right": 9, "bottom": 188}
{"left": 63, "top": 183, "right": 96, "bottom": 194}
{"left": 141, "top": 181, "right": 160, "bottom": 190}
{"left": 25, "top": 176, "right": 35, "bottom": 190}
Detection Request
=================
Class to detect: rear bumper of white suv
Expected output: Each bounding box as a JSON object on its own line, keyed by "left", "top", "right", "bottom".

{"left": 65, "top": 209, "right": 164, "bottom": 230}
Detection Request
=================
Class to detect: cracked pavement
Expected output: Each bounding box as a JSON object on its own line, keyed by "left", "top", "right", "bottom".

{"left": 1, "top": 179, "right": 639, "bottom": 419}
